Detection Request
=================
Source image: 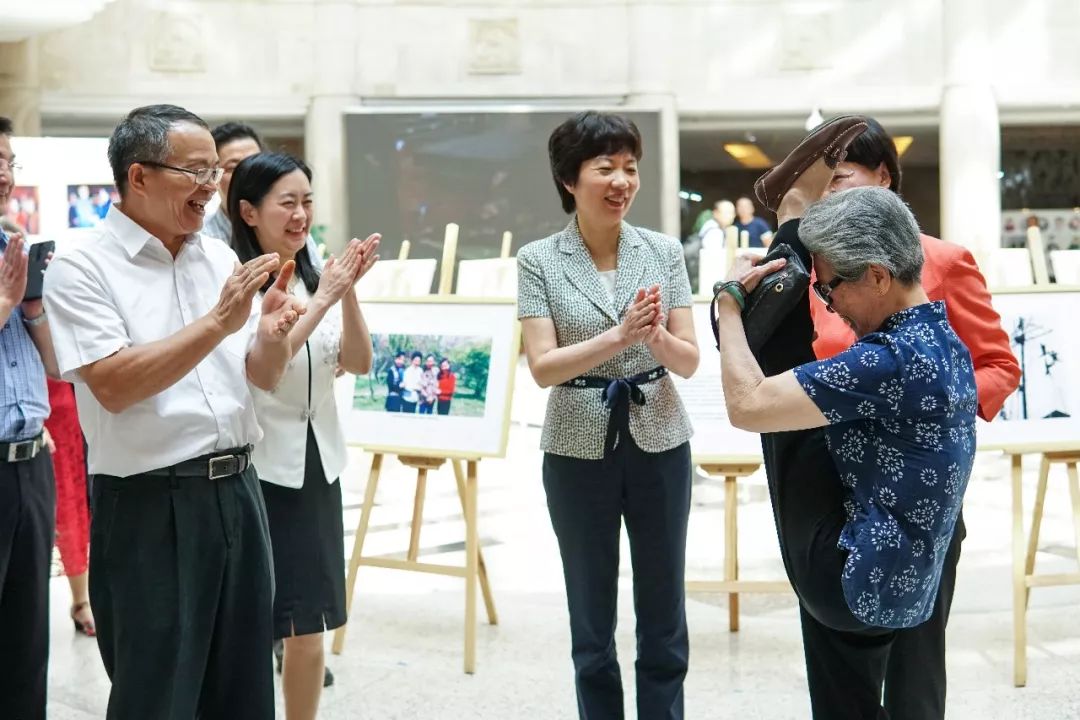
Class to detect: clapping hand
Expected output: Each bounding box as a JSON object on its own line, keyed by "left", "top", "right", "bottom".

{"left": 0, "top": 232, "right": 28, "bottom": 311}
{"left": 259, "top": 260, "right": 306, "bottom": 340}
{"left": 619, "top": 284, "right": 662, "bottom": 346}
{"left": 213, "top": 254, "right": 281, "bottom": 334}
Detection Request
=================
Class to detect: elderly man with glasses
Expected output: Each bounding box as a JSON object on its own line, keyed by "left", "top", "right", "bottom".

{"left": 43, "top": 104, "right": 306, "bottom": 719}
{"left": 712, "top": 123, "right": 979, "bottom": 719}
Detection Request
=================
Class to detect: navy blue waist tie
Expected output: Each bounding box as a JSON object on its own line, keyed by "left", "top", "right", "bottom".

{"left": 560, "top": 366, "right": 669, "bottom": 461}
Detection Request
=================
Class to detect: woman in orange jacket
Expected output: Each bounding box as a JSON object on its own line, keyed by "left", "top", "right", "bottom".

{"left": 812, "top": 116, "right": 1021, "bottom": 720}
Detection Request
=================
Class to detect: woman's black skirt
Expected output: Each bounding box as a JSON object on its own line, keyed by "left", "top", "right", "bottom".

{"left": 260, "top": 425, "right": 347, "bottom": 640}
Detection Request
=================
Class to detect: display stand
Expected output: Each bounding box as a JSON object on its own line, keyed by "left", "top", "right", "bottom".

{"left": 332, "top": 224, "right": 499, "bottom": 674}
{"left": 995, "top": 440, "right": 1080, "bottom": 687}
{"left": 684, "top": 456, "right": 792, "bottom": 632}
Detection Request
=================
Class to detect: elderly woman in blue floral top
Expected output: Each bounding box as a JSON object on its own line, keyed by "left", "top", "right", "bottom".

{"left": 713, "top": 160, "right": 977, "bottom": 719}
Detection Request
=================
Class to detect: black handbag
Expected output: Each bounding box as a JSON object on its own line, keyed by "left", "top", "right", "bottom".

{"left": 710, "top": 243, "right": 811, "bottom": 354}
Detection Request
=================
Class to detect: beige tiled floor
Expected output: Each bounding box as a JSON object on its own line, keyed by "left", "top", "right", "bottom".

{"left": 46, "top": 425, "right": 1080, "bottom": 719}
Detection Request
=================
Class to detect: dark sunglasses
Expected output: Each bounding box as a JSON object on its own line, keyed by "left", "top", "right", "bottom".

{"left": 812, "top": 276, "right": 846, "bottom": 312}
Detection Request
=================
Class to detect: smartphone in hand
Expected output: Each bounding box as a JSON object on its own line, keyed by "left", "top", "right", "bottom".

{"left": 23, "top": 240, "right": 55, "bottom": 302}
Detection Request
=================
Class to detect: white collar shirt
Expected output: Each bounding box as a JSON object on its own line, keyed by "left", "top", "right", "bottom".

{"left": 43, "top": 206, "right": 262, "bottom": 477}
{"left": 250, "top": 281, "right": 347, "bottom": 488}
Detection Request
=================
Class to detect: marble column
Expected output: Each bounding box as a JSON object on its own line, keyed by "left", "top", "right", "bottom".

{"left": 626, "top": 4, "right": 680, "bottom": 238}
{"left": 939, "top": 0, "right": 1001, "bottom": 262}
{"left": 305, "top": 0, "right": 360, "bottom": 255}
{"left": 0, "top": 39, "right": 42, "bottom": 135}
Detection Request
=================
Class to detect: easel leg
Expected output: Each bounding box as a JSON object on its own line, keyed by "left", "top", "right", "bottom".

{"left": 1066, "top": 462, "right": 1080, "bottom": 569}
{"left": 725, "top": 474, "right": 739, "bottom": 632}
{"left": 452, "top": 459, "right": 498, "bottom": 625}
{"left": 1011, "top": 453, "right": 1027, "bottom": 687}
{"left": 463, "top": 460, "right": 479, "bottom": 674}
{"left": 408, "top": 468, "right": 429, "bottom": 562}
{"left": 1025, "top": 454, "right": 1051, "bottom": 608}
{"left": 333, "top": 453, "right": 383, "bottom": 655}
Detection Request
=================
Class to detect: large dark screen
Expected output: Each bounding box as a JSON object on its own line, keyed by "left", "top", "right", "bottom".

{"left": 344, "top": 109, "right": 663, "bottom": 287}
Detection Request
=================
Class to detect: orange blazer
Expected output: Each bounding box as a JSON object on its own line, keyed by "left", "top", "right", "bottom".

{"left": 811, "top": 233, "right": 1021, "bottom": 422}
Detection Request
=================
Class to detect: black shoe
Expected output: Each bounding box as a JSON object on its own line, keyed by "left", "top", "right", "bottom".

{"left": 273, "top": 638, "right": 334, "bottom": 687}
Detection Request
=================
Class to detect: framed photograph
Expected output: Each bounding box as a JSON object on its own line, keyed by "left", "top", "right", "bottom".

{"left": 669, "top": 300, "right": 766, "bottom": 463}
{"left": 6, "top": 186, "right": 40, "bottom": 235}
{"left": 344, "top": 298, "right": 520, "bottom": 458}
{"left": 978, "top": 287, "right": 1080, "bottom": 448}
{"left": 66, "top": 184, "right": 118, "bottom": 228}
{"left": 354, "top": 259, "right": 437, "bottom": 297}
{"left": 455, "top": 257, "right": 517, "bottom": 298}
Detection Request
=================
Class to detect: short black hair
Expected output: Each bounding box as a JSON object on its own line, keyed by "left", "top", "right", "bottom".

{"left": 411, "top": 351, "right": 422, "bottom": 361}
{"left": 0, "top": 117, "right": 13, "bottom": 136}
{"left": 212, "top": 122, "right": 265, "bottom": 152}
{"left": 395, "top": 350, "right": 406, "bottom": 358}
{"left": 843, "top": 116, "right": 902, "bottom": 193}
{"left": 548, "top": 111, "right": 643, "bottom": 214}
{"left": 108, "top": 104, "right": 209, "bottom": 197}
{"left": 228, "top": 152, "right": 320, "bottom": 295}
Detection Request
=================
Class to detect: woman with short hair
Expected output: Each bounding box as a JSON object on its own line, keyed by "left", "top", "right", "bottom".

{"left": 517, "top": 111, "right": 699, "bottom": 719}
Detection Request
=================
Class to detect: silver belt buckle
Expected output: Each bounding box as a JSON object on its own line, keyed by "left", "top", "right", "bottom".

{"left": 6, "top": 439, "right": 36, "bottom": 463}
{"left": 208, "top": 454, "right": 239, "bottom": 480}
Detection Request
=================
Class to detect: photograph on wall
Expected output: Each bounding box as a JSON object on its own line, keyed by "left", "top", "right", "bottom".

{"left": 66, "top": 184, "right": 119, "bottom": 228}
{"left": 979, "top": 289, "right": 1080, "bottom": 447}
{"left": 5, "top": 186, "right": 41, "bottom": 235}
{"left": 343, "top": 299, "right": 519, "bottom": 458}
{"left": 355, "top": 334, "right": 493, "bottom": 418}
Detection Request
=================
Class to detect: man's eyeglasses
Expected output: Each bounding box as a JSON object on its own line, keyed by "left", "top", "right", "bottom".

{"left": 812, "top": 276, "right": 846, "bottom": 313}
{"left": 136, "top": 161, "right": 224, "bottom": 186}
{"left": 0, "top": 159, "right": 22, "bottom": 173}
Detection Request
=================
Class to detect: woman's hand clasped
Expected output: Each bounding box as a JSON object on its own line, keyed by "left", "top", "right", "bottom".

{"left": 315, "top": 233, "right": 381, "bottom": 306}
{"left": 618, "top": 284, "right": 662, "bottom": 347}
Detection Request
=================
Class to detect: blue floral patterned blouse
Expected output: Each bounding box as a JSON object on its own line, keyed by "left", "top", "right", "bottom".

{"left": 793, "top": 301, "right": 977, "bottom": 628}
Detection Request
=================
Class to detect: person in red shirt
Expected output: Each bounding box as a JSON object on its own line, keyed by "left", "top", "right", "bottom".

{"left": 813, "top": 116, "right": 1021, "bottom": 720}
{"left": 436, "top": 358, "right": 457, "bottom": 416}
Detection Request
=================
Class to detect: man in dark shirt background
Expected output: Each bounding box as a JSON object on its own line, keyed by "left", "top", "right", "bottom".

{"left": 733, "top": 195, "right": 774, "bottom": 248}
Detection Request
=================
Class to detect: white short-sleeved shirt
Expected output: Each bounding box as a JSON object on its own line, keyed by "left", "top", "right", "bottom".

{"left": 250, "top": 281, "right": 348, "bottom": 489}
{"left": 43, "top": 206, "right": 262, "bottom": 477}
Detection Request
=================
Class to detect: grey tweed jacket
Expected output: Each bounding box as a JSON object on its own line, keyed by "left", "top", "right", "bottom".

{"left": 517, "top": 218, "right": 694, "bottom": 460}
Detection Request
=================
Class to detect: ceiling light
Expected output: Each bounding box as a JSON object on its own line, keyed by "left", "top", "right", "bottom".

{"left": 893, "top": 136, "right": 914, "bottom": 156}
{"left": 723, "top": 143, "right": 773, "bottom": 169}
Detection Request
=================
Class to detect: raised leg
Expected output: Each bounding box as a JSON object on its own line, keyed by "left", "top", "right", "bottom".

{"left": 332, "top": 453, "right": 383, "bottom": 655}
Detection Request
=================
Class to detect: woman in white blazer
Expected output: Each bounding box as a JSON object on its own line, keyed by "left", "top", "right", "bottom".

{"left": 229, "top": 152, "right": 378, "bottom": 720}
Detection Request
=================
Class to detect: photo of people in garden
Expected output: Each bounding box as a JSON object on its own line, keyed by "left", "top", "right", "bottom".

{"left": 354, "top": 334, "right": 493, "bottom": 418}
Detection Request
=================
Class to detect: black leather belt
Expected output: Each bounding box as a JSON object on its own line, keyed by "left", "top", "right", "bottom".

{"left": 0, "top": 433, "right": 45, "bottom": 463}
{"left": 143, "top": 446, "right": 253, "bottom": 481}
{"left": 560, "top": 366, "right": 668, "bottom": 459}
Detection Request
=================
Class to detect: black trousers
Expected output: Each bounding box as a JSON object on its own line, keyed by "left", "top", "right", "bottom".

{"left": 0, "top": 450, "right": 55, "bottom": 720}
{"left": 883, "top": 514, "right": 964, "bottom": 720}
{"left": 89, "top": 465, "right": 275, "bottom": 720}
{"left": 758, "top": 220, "right": 956, "bottom": 719}
{"left": 543, "top": 438, "right": 691, "bottom": 720}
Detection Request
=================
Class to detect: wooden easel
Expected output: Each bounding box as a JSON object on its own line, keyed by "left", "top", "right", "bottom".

{"left": 331, "top": 224, "right": 499, "bottom": 674}
{"left": 1000, "top": 442, "right": 1080, "bottom": 687}
{"left": 685, "top": 458, "right": 792, "bottom": 632}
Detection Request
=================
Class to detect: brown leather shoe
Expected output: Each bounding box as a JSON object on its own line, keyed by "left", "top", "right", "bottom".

{"left": 753, "top": 115, "right": 869, "bottom": 211}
